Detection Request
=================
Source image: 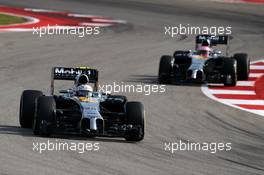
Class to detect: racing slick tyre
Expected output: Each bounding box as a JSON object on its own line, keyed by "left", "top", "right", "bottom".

{"left": 33, "top": 96, "right": 55, "bottom": 136}
{"left": 125, "top": 102, "right": 145, "bottom": 142}
{"left": 158, "top": 55, "right": 173, "bottom": 84}
{"left": 223, "top": 58, "right": 237, "bottom": 86}
{"left": 19, "top": 90, "right": 43, "bottom": 128}
{"left": 233, "top": 53, "right": 250, "bottom": 80}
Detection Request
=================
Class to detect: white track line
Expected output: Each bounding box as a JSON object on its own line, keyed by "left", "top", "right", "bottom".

{"left": 249, "top": 73, "right": 263, "bottom": 78}
{"left": 250, "top": 65, "right": 264, "bottom": 70}
{"left": 236, "top": 81, "right": 255, "bottom": 86}
{"left": 24, "top": 8, "right": 60, "bottom": 13}
{"left": 0, "top": 28, "right": 34, "bottom": 32}
{"left": 248, "top": 110, "right": 264, "bottom": 116}
{"left": 219, "top": 99, "right": 264, "bottom": 105}
{"left": 79, "top": 23, "right": 112, "bottom": 27}
{"left": 209, "top": 89, "right": 255, "bottom": 95}
{"left": 92, "top": 18, "right": 127, "bottom": 24}
{"left": 251, "top": 59, "right": 264, "bottom": 64}
{"left": 68, "top": 14, "right": 101, "bottom": 18}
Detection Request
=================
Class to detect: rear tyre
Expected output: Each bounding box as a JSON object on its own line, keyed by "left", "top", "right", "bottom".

{"left": 158, "top": 55, "right": 173, "bottom": 84}
{"left": 33, "top": 96, "right": 55, "bottom": 135}
{"left": 233, "top": 53, "right": 250, "bottom": 80}
{"left": 19, "top": 90, "right": 43, "bottom": 128}
{"left": 223, "top": 58, "right": 237, "bottom": 86}
{"left": 125, "top": 102, "right": 145, "bottom": 142}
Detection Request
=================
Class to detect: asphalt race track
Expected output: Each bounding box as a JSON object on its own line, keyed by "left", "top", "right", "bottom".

{"left": 0, "top": 0, "right": 263, "bottom": 174}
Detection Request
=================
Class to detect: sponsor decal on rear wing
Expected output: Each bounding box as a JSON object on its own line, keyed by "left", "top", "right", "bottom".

{"left": 195, "top": 35, "right": 230, "bottom": 56}
{"left": 52, "top": 67, "right": 98, "bottom": 82}
{"left": 50, "top": 67, "right": 99, "bottom": 94}
{"left": 196, "top": 35, "right": 229, "bottom": 45}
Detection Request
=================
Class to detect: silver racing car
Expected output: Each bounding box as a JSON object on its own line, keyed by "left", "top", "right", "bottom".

{"left": 158, "top": 35, "right": 250, "bottom": 86}
{"left": 19, "top": 67, "right": 145, "bottom": 141}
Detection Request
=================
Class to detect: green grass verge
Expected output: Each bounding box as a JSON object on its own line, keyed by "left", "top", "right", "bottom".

{"left": 0, "top": 13, "right": 26, "bottom": 25}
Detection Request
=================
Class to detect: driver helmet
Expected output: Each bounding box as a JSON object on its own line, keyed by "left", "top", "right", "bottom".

{"left": 201, "top": 39, "right": 211, "bottom": 47}
{"left": 76, "top": 84, "right": 93, "bottom": 97}
{"left": 76, "top": 74, "right": 89, "bottom": 86}
{"left": 197, "top": 46, "right": 211, "bottom": 58}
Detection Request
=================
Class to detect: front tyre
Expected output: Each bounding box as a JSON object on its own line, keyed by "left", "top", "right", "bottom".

{"left": 158, "top": 55, "right": 173, "bottom": 84}
{"left": 33, "top": 96, "right": 55, "bottom": 136}
{"left": 19, "top": 90, "right": 43, "bottom": 128}
{"left": 125, "top": 102, "right": 145, "bottom": 142}
{"left": 223, "top": 58, "right": 237, "bottom": 86}
{"left": 233, "top": 53, "right": 250, "bottom": 80}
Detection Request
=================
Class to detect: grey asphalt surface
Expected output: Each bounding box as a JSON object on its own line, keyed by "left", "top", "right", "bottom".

{"left": 0, "top": 0, "right": 264, "bottom": 174}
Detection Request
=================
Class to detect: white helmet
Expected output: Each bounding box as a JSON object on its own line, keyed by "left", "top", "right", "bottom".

{"left": 76, "top": 84, "right": 93, "bottom": 97}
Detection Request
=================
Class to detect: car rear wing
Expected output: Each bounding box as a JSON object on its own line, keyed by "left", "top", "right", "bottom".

{"left": 50, "top": 67, "right": 99, "bottom": 95}
{"left": 195, "top": 35, "right": 230, "bottom": 56}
